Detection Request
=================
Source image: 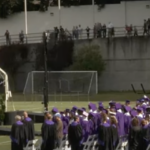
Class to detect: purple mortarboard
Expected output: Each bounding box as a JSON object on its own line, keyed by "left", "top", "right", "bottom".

{"left": 60, "top": 111, "right": 64, "bottom": 115}
{"left": 89, "top": 112, "right": 95, "bottom": 117}
{"left": 82, "top": 107, "right": 86, "bottom": 111}
{"left": 109, "top": 101, "right": 116, "bottom": 108}
{"left": 115, "top": 103, "right": 122, "bottom": 110}
{"left": 92, "top": 104, "right": 97, "bottom": 111}
{"left": 98, "top": 102, "right": 104, "bottom": 106}
{"left": 65, "top": 109, "right": 70, "bottom": 113}
{"left": 126, "top": 100, "right": 130, "bottom": 104}
{"left": 124, "top": 106, "right": 131, "bottom": 112}
{"left": 52, "top": 107, "right": 58, "bottom": 113}
{"left": 140, "top": 99, "right": 145, "bottom": 103}
{"left": 130, "top": 110, "right": 137, "bottom": 117}
{"left": 99, "top": 105, "right": 104, "bottom": 110}
{"left": 72, "top": 106, "right": 78, "bottom": 111}
{"left": 78, "top": 108, "right": 84, "bottom": 112}
{"left": 88, "top": 103, "right": 93, "bottom": 110}
{"left": 137, "top": 107, "right": 143, "bottom": 112}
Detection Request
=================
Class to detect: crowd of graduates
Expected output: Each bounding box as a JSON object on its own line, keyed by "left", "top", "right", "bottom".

{"left": 10, "top": 95, "right": 150, "bottom": 150}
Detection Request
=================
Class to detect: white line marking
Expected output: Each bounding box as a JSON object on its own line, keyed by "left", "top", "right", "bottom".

{"left": 0, "top": 141, "right": 10, "bottom": 145}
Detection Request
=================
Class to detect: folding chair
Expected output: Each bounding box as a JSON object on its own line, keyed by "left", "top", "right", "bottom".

{"left": 53, "top": 139, "right": 67, "bottom": 150}
{"left": 23, "top": 139, "right": 38, "bottom": 150}
{"left": 82, "top": 135, "right": 96, "bottom": 150}
{"left": 115, "top": 135, "right": 128, "bottom": 150}
{"left": 36, "top": 138, "right": 42, "bottom": 150}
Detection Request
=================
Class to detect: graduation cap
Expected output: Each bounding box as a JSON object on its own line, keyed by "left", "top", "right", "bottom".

{"left": 124, "top": 106, "right": 132, "bottom": 112}
{"left": 125, "top": 100, "right": 130, "bottom": 104}
{"left": 78, "top": 108, "right": 84, "bottom": 113}
{"left": 115, "top": 103, "right": 122, "bottom": 110}
{"left": 89, "top": 112, "right": 95, "bottom": 117}
{"left": 137, "top": 107, "right": 143, "bottom": 112}
{"left": 65, "top": 109, "right": 70, "bottom": 113}
{"left": 130, "top": 110, "right": 137, "bottom": 117}
{"left": 72, "top": 106, "right": 78, "bottom": 111}
{"left": 109, "top": 101, "right": 116, "bottom": 108}
{"left": 88, "top": 103, "right": 97, "bottom": 111}
{"left": 52, "top": 107, "right": 58, "bottom": 113}
{"left": 82, "top": 107, "right": 86, "bottom": 111}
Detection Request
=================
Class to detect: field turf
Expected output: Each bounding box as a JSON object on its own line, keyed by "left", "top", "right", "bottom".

{"left": 0, "top": 92, "right": 149, "bottom": 150}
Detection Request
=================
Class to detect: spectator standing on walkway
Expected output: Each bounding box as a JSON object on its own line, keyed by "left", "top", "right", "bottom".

{"left": 97, "top": 23, "right": 102, "bottom": 38}
{"left": 143, "top": 20, "right": 147, "bottom": 36}
{"left": 147, "top": 18, "right": 150, "bottom": 35}
{"left": 93, "top": 23, "right": 97, "bottom": 38}
{"left": 134, "top": 26, "right": 138, "bottom": 36}
{"left": 19, "top": 30, "right": 24, "bottom": 44}
{"left": 5, "top": 30, "right": 10, "bottom": 45}
{"left": 107, "top": 22, "right": 113, "bottom": 38}
{"left": 72, "top": 26, "right": 76, "bottom": 39}
{"left": 78, "top": 25, "right": 82, "bottom": 39}
{"left": 75, "top": 26, "right": 79, "bottom": 39}
{"left": 86, "top": 26, "right": 90, "bottom": 39}
{"left": 55, "top": 113, "right": 63, "bottom": 148}
{"left": 102, "top": 24, "right": 106, "bottom": 38}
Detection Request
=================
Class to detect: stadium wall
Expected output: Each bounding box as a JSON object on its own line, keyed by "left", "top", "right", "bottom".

{"left": 0, "top": 1, "right": 150, "bottom": 35}
{"left": 13, "top": 37, "right": 150, "bottom": 92}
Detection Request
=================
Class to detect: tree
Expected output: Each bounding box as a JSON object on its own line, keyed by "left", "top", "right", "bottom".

{"left": 0, "top": 0, "right": 36, "bottom": 18}
{"left": 69, "top": 44, "right": 105, "bottom": 75}
{"left": 35, "top": 40, "right": 74, "bottom": 71}
{"left": 0, "top": 44, "right": 29, "bottom": 90}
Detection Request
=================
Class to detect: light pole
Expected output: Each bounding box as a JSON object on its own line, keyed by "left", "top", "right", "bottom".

{"left": 24, "top": 0, "right": 28, "bottom": 34}
{"left": 43, "top": 32, "right": 49, "bottom": 111}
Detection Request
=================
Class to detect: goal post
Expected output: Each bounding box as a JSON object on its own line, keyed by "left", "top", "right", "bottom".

{"left": 0, "top": 68, "right": 12, "bottom": 112}
{"left": 23, "top": 71, "right": 98, "bottom": 101}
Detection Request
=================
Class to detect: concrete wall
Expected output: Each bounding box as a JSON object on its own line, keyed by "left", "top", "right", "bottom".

{"left": 74, "top": 37, "right": 150, "bottom": 91}
{"left": 13, "top": 37, "right": 150, "bottom": 92}
{"left": 0, "top": 1, "right": 150, "bottom": 35}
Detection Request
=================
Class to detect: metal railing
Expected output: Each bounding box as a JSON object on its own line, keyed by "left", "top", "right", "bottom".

{"left": 0, "top": 26, "right": 148, "bottom": 46}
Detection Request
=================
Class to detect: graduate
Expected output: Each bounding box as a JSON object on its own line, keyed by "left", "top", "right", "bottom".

{"left": 115, "top": 103, "right": 125, "bottom": 136}
{"left": 68, "top": 116, "right": 83, "bottom": 150}
{"left": 80, "top": 111, "right": 90, "bottom": 145}
{"left": 22, "top": 111, "right": 34, "bottom": 141}
{"left": 41, "top": 113, "right": 56, "bottom": 150}
{"left": 98, "top": 112, "right": 112, "bottom": 150}
{"left": 124, "top": 106, "right": 132, "bottom": 134}
{"left": 10, "top": 115, "right": 28, "bottom": 150}
{"left": 128, "top": 117, "right": 143, "bottom": 150}
{"left": 109, "top": 116, "right": 119, "bottom": 150}
{"left": 141, "top": 119, "right": 150, "bottom": 150}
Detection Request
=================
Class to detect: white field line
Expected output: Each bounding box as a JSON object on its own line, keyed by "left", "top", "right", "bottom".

{"left": 0, "top": 141, "right": 10, "bottom": 145}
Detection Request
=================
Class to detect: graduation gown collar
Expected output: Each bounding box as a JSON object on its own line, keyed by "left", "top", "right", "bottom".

{"left": 16, "top": 121, "right": 23, "bottom": 125}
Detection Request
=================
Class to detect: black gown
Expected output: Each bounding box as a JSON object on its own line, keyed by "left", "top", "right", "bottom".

{"left": 128, "top": 126, "right": 143, "bottom": 150}
{"left": 68, "top": 122, "right": 83, "bottom": 150}
{"left": 141, "top": 125, "right": 150, "bottom": 150}
{"left": 98, "top": 123, "right": 112, "bottom": 150}
{"left": 10, "top": 121, "right": 28, "bottom": 150}
{"left": 110, "top": 125, "right": 119, "bottom": 150}
{"left": 41, "top": 120, "right": 56, "bottom": 150}
{"left": 22, "top": 117, "right": 35, "bottom": 140}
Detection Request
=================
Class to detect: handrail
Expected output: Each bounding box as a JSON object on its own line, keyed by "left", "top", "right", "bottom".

{"left": 0, "top": 26, "right": 147, "bottom": 46}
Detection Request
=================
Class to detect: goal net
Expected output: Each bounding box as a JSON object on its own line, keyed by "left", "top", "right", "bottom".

{"left": 23, "top": 71, "right": 98, "bottom": 102}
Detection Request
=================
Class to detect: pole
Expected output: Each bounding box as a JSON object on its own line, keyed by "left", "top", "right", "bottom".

{"left": 43, "top": 33, "right": 49, "bottom": 111}
{"left": 58, "top": 0, "right": 61, "bottom": 27}
{"left": 92, "top": 0, "right": 95, "bottom": 27}
{"left": 24, "top": 0, "right": 28, "bottom": 34}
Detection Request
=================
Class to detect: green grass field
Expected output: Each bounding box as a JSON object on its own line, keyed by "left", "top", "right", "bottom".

{"left": 0, "top": 92, "right": 149, "bottom": 150}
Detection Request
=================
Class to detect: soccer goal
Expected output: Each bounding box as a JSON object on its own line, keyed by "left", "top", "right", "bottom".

{"left": 0, "top": 68, "right": 12, "bottom": 112}
{"left": 23, "top": 71, "right": 98, "bottom": 102}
